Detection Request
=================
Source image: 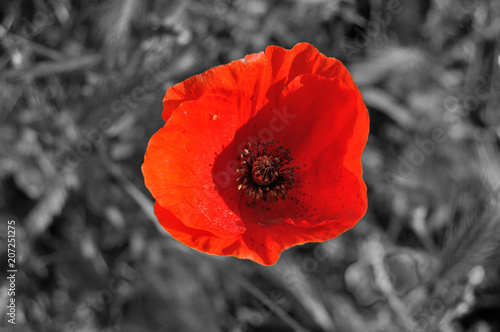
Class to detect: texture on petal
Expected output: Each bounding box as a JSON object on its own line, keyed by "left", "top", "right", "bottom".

{"left": 162, "top": 43, "right": 355, "bottom": 123}
{"left": 162, "top": 54, "right": 265, "bottom": 122}
{"left": 143, "top": 94, "right": 247, "bottom": 237}
{"left": 213, "top": 73, "right": 368, "bottom": 228}
{"left": 155, "top": 202, "right": 356, "bottom": 265}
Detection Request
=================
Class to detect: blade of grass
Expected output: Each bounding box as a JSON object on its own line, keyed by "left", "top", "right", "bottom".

{"left": 98, "top": 149, "right": 168, "bottom": 236}
{"left": 4, "top": 54, "right": 101, "bottom": 80}
{"left": 228, "top": 270, "right": 310, "bottom": 332}
{"left": 268, "top": 254, "right": 337, "bottom": 331}
{"left": 363, "top": 238, "right": 418, "bottom": 332}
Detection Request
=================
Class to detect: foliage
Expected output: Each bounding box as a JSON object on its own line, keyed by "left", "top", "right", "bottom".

{"left": 1, "top": 0, "right": 500, "bottom": 331}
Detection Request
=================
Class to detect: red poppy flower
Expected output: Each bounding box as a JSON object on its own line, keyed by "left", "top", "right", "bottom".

{"left": 142, "top": 42, "right": 369, "bottom": 265}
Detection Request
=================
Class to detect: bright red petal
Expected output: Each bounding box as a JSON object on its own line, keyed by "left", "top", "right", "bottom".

{"left": 162, "top": 52, "right": 265, "bottom": 122}
{"left": 271, "top": 73, "right": 368, "bottom": 225}
{"left": 258, "top": 42, "right": 356, "bottom": 104}
{"left": 213, "top": 74, "right": 368, "bottom": 228}
{"left": 163, "top": 43, "right": 355, "bottom": 122}
{"left": 155, "top": 202, "right": 354, "bottom": 265}
{"left": 143, "top": 94, "right": 246, "bottom": 238}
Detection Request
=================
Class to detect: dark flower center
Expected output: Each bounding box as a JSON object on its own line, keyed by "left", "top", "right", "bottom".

{"left": 236, "top": 140, "right": 297, "bottom": 202}
{"left": 252, "top": 156, "right": 279, "bottom": 186}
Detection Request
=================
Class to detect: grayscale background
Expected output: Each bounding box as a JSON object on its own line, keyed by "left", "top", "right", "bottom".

{"left": 1, "top": 0, "right": 500, "bottom": 331}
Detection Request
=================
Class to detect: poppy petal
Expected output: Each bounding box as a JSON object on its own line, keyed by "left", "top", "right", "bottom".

{"left": 215, "top": 74, "right": 368, "bottom": 228}
{"left": 143, "top": 94, "right": 246, "bottom": 237}
{"left": 163, "top": 43, "right": 355, "bottom": 122}
{"left": 155, "top": 202, "right": 353, "bottom": 265}
{"left": 162, "top": 53, "right": 265, "bottom": 122}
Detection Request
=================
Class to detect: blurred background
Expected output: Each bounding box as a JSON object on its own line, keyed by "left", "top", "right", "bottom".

{"left": 1, "top": 0, "right": 500, "bottom": 331}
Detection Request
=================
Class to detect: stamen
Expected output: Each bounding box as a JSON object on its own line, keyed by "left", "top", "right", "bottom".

{"left": 236, "top": 140, "right": 298, "bottom": 202}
